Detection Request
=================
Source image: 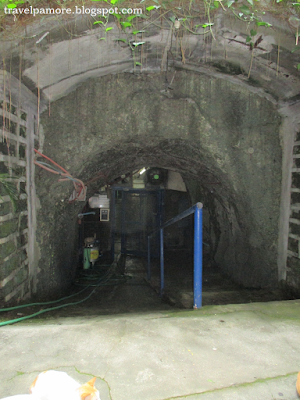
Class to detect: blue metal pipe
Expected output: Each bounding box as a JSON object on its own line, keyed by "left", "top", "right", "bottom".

{"left": 147, "top": 202, "right": 203, "bottom": 307}
{"left": 77, "top": 212, "right": 96, "bottom": 218}
{"left": 193, "top": 203, "right": 203, "bottom": 309}
{"left": 149, "top": 203, "right": 201, "bottom": 237}
{"left": 147, "top": 235, "right": 151, "bottom": 280}
{"left": 111, "top": 189, "right": 116, "bottom": 260}
{"left": 160, "top": 228, "right": 164, "bottom": 296}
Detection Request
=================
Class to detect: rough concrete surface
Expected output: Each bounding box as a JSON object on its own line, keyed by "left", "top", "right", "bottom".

{"left": 0, "top": 300, "right": 299, "bottom": 400}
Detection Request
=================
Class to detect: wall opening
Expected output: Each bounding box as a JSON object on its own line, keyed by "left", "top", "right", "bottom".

{"left": 69, "top": 164, "right": 285, "bottom": 309}
{"left": 32, "top": 70, "right": 284, "bottom": 307}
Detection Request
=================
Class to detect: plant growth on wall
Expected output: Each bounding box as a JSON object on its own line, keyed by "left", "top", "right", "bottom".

{"left": 0, "top": 173, "right": 19, "bottom": 211}
{"left": 0, "top": 0, "right": 300, "bottom": 61}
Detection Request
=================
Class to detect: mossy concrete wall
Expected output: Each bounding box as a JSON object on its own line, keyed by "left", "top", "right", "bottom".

{"left": 35, "top": 70, "right": 282, "bottom": 295}
{"left": 0, "top": 177, "right": 30, "bottom": 304}
{"left": 0, "top": 71, "right": 39, "bottom": 305}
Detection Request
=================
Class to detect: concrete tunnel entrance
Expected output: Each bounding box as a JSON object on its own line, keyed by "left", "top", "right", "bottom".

{"left": 32, "top": 70, "right": 284, "bottom": 308}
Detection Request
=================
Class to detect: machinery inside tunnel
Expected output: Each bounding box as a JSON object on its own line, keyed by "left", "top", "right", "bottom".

{"left": 1, "top": 4, "right": 300, "bottom": 306}
{"left": 67, "top": 160, "right": 283, "bottom": 310}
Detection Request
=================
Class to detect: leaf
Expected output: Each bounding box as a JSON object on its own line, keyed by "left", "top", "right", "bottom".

{"left": 121, "top": 21, "right": 132, "bottom": 28}
{"left": 169, "top": 16, "right": 176, "bottom": 23}
{"left": 112, "top": 12, "right": 121, "bottom": 19}
{"left": 7, "top": 3, "right": 16, "bottom": 7}
{"left": 114, "top": 38, "right": 127, "bottom": 43}
{"left": 135, "top": 62, "right": 142, "bottom": 66}
{"left": 239, "top": 4, "right": 252, "bottom": 14}
{"left": 106, "top": 27, "right": 113, "bottom": 31}
{"left": 0, "top": 174, "right": 19, "bottom": 212}
{"left": 297, "top": 63, "right": 300, "bottom": 70}
{"left": 256, "top": 21, "right": 272, "bottom": 27}
{"left": 93, "top": 20, "right": 104, "bottom": 24}
{"left": 213, "top": 1, "right": 219, "bottom": 8}
{"left": 291, "top": 45, "right": 300, "bottom": 53}
{"left": 226, "top": 0, "right": 235, "bottom": 7}
{"left": 127, "top": 15, "right": 137, "bottom": 21}
{"left": 247, "top": 0, "right": 253, "bottom": 5}
{"left": 246, "top": 36, "right": 252, "bottom": 42}
{"left": 250, "top": 29, "right": 257, "bottom": 36}
{"left": 110, "top": 0, "right": 118, "bottom": 4}
{"left": 146, "top": 5, "right": 160, "bottom": 11}
{"left": 202, "top": 22, "right": 214, "bottom": 28}
{"left": 132, "top": 30, "right": 145, "bottom": 34}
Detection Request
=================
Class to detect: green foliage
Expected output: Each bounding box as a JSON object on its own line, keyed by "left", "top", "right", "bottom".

{"left": 239, "top": 4, "right": 252, "bottom": 14}
{"left": 0, "top": 174, "right": 19, "bottom": 212}
{"left": 256, "top": 21, "right": 272, "bottom": 27}
{"left": 0, "top": 0, "right": 299, "bottom": 76}
{"left": 121, "top": 21, "right": 132, "bottom": 28}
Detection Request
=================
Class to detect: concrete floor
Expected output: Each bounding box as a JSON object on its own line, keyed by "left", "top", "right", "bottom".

{"left": 0, "top": 257, "right": 300, "bottom": 400}
{"left": 0, "top": 301, "right": 300, "bottom": 400}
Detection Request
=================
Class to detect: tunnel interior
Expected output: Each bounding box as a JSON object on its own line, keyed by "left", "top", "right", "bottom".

{"left": 31, "top": 69, "right": 283, "bottom": 308}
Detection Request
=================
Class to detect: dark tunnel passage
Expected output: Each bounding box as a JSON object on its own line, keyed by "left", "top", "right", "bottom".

{"left": 71, "top": 164, "right": 284, "bottom": 311}
{"left": 33, "top": 71, "right": 283, "bottom": 309}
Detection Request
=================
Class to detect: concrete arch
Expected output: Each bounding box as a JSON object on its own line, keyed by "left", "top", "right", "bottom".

{"left": 34, "top": 70, "right": 282, "bottom": 297}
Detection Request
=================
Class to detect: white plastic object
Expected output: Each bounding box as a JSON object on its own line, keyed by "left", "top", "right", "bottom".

{"left": 88, "top": 194, "right": 110, "bottom": 209}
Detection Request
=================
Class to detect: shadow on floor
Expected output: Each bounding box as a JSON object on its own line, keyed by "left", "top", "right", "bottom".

{"left": 0, "top": 252, "right": 293, "bottom": 323}
{"left": 147, "top": 250, "right": 290, "bottom": 308}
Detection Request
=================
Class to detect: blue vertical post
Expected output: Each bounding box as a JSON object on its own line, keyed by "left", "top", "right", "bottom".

{"left": 111, "top": 189, "right": 116, "bottom": 261}
{"left": 160, "top": 228, "right": 164, "bottom": 296}
{"left": 193, "top": 203, "right": 203, "bottom": 309}
{"left": 147, "top": 235, "right": 151, "bottom": 280}
{"left": 121, "top": 191, "right": 126, "bottom": 255}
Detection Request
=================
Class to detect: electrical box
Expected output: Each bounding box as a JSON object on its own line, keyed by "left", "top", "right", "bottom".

{"left": 100, "top": 208, "right": 110, "bottom": 221}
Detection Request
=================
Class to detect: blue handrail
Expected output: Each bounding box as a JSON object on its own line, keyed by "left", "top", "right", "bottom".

{"left": 148, "top": 202, "right": 203, "bottom": 309}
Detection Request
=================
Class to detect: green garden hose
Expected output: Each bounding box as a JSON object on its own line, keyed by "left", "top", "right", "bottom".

{"left": 0, "top": 257, "right": 123, "bottom": 327}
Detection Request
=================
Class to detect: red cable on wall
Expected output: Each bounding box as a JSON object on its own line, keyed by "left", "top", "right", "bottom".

{"left": 34, "top": 149, "right": 86, "bottom": 202}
